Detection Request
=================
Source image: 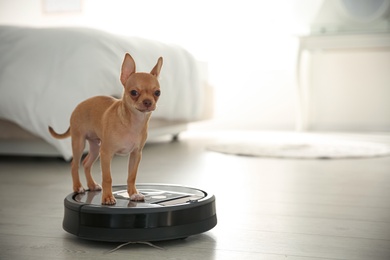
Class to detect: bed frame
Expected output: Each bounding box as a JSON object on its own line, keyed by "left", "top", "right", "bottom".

{"left": 0, "top": 83, "right": 213, "bottom": 159}
{"left": 0, "top": 118, "right": 184, "bottom": 158}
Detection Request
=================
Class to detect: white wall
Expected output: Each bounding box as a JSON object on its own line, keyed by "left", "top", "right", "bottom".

{"left": 0, "top": 0, "right": 300, "bottom": 131}
{"left": 2, "top": 0, "right": 388, "bottom": 132}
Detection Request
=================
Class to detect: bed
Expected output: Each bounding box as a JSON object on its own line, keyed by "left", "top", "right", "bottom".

{"left": 0, "top": 26, "right": 212, "bottom": 160}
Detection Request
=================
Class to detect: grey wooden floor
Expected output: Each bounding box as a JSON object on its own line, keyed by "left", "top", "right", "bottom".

{"left": 1, "top": 131, "right": 390, "bottom": 260}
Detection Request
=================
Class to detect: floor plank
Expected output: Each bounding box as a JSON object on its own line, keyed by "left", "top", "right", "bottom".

{"left": 1, "top": 131, "right": 390, "bottom": 259}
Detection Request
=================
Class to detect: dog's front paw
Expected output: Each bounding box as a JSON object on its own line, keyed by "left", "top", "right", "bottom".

{"left": 74, "top": 186, "right": 85, "bottom": 194}
{"left": 102, "top": 194, "right": 116, "bottom": 205}
{"left": 89, "top": 183, "right": 102, "bottom": 191}
{"left": 130, "top": 193, "right": 145, "bottom": 201}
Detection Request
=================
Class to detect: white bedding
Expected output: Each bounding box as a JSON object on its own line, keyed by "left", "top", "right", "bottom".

{"left": 0, "top": 26, "right": 202, "bottom": 160}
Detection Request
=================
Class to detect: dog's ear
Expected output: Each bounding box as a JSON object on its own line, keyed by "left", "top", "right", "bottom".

{"left": 120, "top": 53, "right": 136, "bottom": 86}
{"left": 150, "top": 57, "right": 163, "bottom": 78}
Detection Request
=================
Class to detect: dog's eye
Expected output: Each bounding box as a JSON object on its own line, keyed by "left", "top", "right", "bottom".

{"left": 154, "top": 90, "right": 161, "bottom": 97}
{"left": 130, "top": 90, "right": 139, "bottom": 97}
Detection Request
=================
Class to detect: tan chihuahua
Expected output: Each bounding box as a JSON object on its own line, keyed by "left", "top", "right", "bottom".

{"left": 49, "top": 53, "right": 163, "bottom": 205}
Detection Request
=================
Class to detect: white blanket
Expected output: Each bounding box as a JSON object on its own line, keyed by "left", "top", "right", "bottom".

{"left": 0, "top": 26, "right": 202, "bottom": 160}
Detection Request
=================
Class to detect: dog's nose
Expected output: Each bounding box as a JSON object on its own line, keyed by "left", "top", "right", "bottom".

{"left": 143, "top": 99, "right": 152, "bottom": 107}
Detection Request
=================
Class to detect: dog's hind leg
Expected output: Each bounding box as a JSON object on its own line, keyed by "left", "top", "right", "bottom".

{"left": 83, "top": 139, "right": 102, "bottom": 191}
{"left": 71, "top": 135, "right": 86, "bottom": 193}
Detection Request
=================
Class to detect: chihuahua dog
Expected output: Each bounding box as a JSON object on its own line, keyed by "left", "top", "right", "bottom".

{"left": 49, "top": 53, "right": 163, "bottom": 205}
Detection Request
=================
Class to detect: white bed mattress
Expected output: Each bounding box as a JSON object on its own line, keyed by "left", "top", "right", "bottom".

{"left": 0, "top": 26, "right": 203, "bottom": 160}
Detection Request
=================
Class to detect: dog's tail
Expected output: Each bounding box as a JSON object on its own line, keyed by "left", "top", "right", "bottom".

{"left": 48, "top": 126, "right": 71, "bottom": 139}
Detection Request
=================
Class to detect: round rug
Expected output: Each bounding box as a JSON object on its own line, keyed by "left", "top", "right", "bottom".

{"left": 207, "top": 136, "right": 390, "bottom": 159}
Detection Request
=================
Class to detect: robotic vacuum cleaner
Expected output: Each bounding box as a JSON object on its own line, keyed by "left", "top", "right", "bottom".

{"left": 63, "top": 184, "right": 217, "bottom": 242}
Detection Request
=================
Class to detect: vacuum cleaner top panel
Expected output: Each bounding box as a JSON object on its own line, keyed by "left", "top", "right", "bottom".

{"left": 73, "top": 184, "right": 209, "bottom": 209}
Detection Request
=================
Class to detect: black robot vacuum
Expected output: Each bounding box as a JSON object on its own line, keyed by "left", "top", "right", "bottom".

{"left": 63, "top": 184, "right": 217, "bottom": 242}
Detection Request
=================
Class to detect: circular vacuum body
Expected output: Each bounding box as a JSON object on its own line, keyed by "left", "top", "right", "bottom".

{"left": 63, "top": 184, "right": 217, "bottom": 242}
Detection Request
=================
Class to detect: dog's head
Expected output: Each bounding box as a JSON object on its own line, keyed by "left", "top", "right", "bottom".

{"left": 120, "top": 53, "right": 163, "bottom": 113}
